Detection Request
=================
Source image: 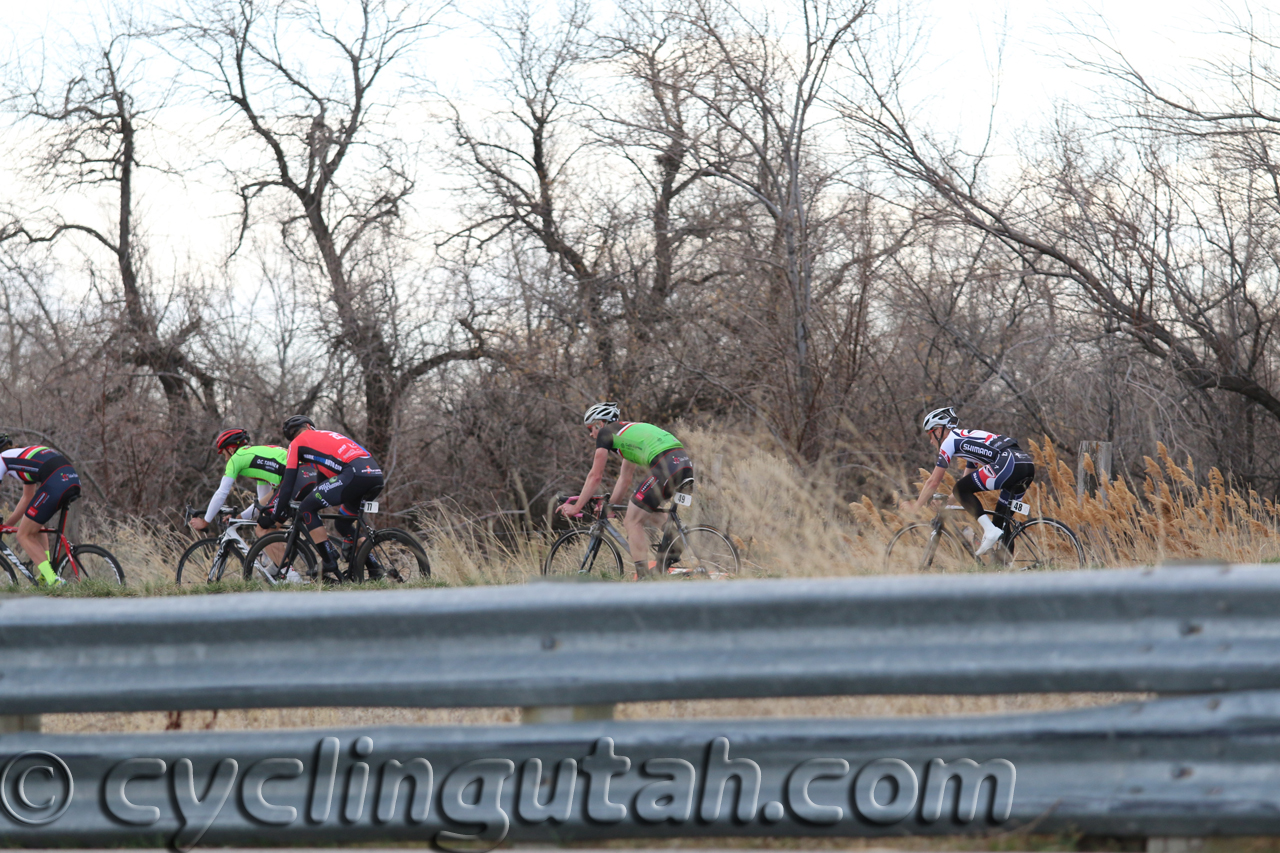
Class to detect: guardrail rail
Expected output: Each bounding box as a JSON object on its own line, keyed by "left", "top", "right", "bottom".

{"left": 0, "top": 565, "right": 1276, "bottom": 847}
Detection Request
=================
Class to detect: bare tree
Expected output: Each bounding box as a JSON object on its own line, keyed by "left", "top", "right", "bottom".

{"left": 171, "top": 0, "right": 484, "bottom": 458}
{"left": 2, "top": 30, "right": 219, "bottom": 425}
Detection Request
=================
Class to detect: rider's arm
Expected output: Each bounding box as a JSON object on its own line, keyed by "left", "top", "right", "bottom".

{"left": 203, "top": 476, "right": 237, "bottom": 523}
{"left": 5, "top": 483, "right": 36, "bottom": 527}
{"left": 608, "top": 459, "right": 637, "bottom": 513}
{"left": 909, "top": 465, "right": 949, "bottom": 512}
{"left": 564, "top": 448, "right": 610, "bottom": 515}
{"left": 240, "top": 482, "right": 274, "bottom": 520}
{"left": 274, "top": 440, "right": 301, "bottom": 512}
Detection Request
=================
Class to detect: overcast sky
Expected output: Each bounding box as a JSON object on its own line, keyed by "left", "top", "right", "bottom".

{"left": 0, "top": 0, "right": 1252, "bottom": 288}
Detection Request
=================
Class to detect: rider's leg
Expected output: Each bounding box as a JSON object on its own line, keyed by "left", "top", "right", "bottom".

{"left": 956, "top": 468, "right": 1003, "bottom": 555}
{"left": 15, "top": 517, "right": 54, "bottom": 584}
{"left": 19, "top": 476, "right": 77, "bottom": 585}
{"left": 624, "top": 500, "right": 661, "bottom": 576}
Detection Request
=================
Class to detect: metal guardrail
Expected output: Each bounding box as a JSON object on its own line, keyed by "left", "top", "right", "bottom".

{"left": 0, "top": 564, "right": 1275, "bottom": 713}
{"left": 3, "top": 564, "right": 1279, "bottom": 845}
{"left": 1, "top": 690, "right": 1278, "bottom": 845}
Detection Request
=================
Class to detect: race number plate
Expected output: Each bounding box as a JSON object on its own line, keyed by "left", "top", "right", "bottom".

{"left": 674, "top": 492, "right": 693, "bottom": 507}
{"left": 362, "top": 500, "right": 379, "bottom": 514}
{"left": 1009, "top": 499, "right": 1030, "bottom": 516}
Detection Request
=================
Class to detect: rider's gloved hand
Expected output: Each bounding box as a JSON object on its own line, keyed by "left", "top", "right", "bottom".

{"left": 258, "top": 509, "right": 278, "bottom": 529}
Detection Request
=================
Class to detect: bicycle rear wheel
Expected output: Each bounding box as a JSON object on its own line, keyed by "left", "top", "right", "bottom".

{"left": 1005, "top": 518, "right": 1085, "bottom": 570}
{"left": 884, "top": 523, "right": 970, "bottom": 571}
{"left": 241, "top": 531, "right": 318, "bottom": 583}
{"left": 661, "top": 526, "right": 740, "bottom": 579}
{"left": 176, "top": 537, "right": 228, "bottom": 584}
{"left": 58, "top": 544, "right": 125, "bottom": 584}
{"left": 543, "top": 529, "right": 625, "bottom": 578}
{"left": 351, "top": 528, "right": 430, "bottom": 582}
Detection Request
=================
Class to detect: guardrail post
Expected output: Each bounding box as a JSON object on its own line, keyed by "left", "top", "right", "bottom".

{"left": 1147, "top": 838, "right": 1204, "bottom": 853}
{"left": 521, "top": 704, "right": 615, "bottom": 724}
{"left": 0, "top": 714, "right": 41, "bottom": 733}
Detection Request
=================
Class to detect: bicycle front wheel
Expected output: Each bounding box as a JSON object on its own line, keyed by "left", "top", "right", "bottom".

{"left": 241, "top": 531, "right": 317, "bottom": 583}
{"left": 351, "top": 528, "right": 430, "bottom": 582}
{"left": 543, "top": 529, "right": 625, "bottom": 578}
{"left": 58, "top": 544, "right": 125, "bottom": 584}
{"left": 884, "top": 523, "right": 969, "bottom": 572}
{"left": 176, "top": 537, "right": 228, "bottom": 584}
{"left": 1006, "top": 518, "right": 1086, "bottom": 570}
{"left": 661, "top": 526, "right": 740, "bottom": 579}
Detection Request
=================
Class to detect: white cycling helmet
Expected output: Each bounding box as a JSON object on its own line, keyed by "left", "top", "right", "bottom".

{"left": 583, "top": 402, "right": 621, "bottom": 425}
{"left": 921, "top": 406, "right": 958, "bottom": 432}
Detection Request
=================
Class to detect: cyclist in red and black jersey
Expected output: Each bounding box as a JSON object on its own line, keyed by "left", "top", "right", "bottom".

{"left": 903, "top": 406, "right": 1036, "bottom": 556}
{"left": 0, "top": 436, "right": 82, "bottom": 586}
{"left": 261, "top": 415, "right": 384, "bottom": 579}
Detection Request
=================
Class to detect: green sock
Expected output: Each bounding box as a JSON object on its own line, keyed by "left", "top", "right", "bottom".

{"left": 36, "top": 559, "right": 57, "bottom": 585}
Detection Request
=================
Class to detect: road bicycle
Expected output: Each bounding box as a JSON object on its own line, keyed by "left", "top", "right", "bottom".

{"left": 241, "top": 498, "right": 430, "bottom": 583}
{"left": 544, "top": 493, "right": 741, "bottom": 579}
{"left": 0, "top": 497, "right": 124, "bottom": 585}
{"left": 884, "top": 494, "right": 1085, "bottom": 572}
{"left": 176, "top": 505, "right": 263, "bottom": 584}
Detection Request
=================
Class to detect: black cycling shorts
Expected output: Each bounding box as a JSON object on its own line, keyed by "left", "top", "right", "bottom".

{"left": 955, "top": 448, "right": 1035, "bottom": 522}
{"left": 632, "top": 448, "right": 694, "bottom": 512}
{"left": 298, "top": 458, "right": 384, "bottom": 533}
{"left": 26, "top": 462, "right": 80, "bottom": 525}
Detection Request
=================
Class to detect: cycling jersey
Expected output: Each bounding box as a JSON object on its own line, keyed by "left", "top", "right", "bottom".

{"left": 0, "top": 446, "right": 68, "bottom": 484}
{"left": 285, "top": 430, "right": 373, "bottom": 478}
{"left": 935, "top": 429, "right": 1019, "bottom": 469}
{"left": 596, "top": 422, "right": 683, "bottom": 467}
{"left": 204, "top": 445, "right": 292, "bottom": 524}
{"left": 224, "top": 445, "right": 287, "bottom": 485}
{"left": 0, "top": 447, "right": 81, "bottom": 524}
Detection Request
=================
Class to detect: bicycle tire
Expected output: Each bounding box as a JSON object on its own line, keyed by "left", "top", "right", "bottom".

{"left": 176, "top": 537, "right": 225, "bottom": 584}
{"left": 350, "top": 528, "right": 430, "bottom": 582}
{"left": 58, "top": 544, "right": 125, "bottom": 584}
{"left": 884, "top": 522, "right": 969, "bottom": 571}
{"left": 1006, "top": 517, "right": 1086, "bottom": 570}
{"left": 543, "top": 529, "right": 625, "bottom": 578}
{"left": 660, "top": 526, "right": 740, "bottom": 579}
{"left": 241, "top": 531, "right": 318, "bottom": 583}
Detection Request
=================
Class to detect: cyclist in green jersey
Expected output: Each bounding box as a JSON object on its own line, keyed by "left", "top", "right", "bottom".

{"left": 190, "top": 429, "right": 286, "bottom": 534}
{"left": 559, "top": 402, "right": 694, "bottom": 578}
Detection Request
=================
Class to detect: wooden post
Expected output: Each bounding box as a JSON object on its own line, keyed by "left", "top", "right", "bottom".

{"left": 0, "top": 715, "right": 41, "bottom": 733}
{"left": 1077, "top": 441, "right": 1113, "bottom": 505}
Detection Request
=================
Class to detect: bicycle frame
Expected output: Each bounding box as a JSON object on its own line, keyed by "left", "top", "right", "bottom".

{"left": 266, "top": 501, "right": 376, "bottom": 580}
{"left": 0, "top": 503, "right": 79, "bottom": 582}
{"left": 567, "top": 496, "right": 701, "bottom": 575}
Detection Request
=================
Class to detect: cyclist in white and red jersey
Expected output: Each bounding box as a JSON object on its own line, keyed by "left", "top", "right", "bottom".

{"left": 903, "top": 406, "right": 1036, "bottom": 555}
{"left": 260, "top": 415, "right": 384, "bottom": 579}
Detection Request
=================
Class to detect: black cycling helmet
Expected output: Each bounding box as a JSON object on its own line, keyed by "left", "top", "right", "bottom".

{"left": 213, "top": 428, "right": 251, "bottom": 452}
{"left": 0, "top": 434, "right": 12, "bottom": 452}
{"left": 282, "top": 414, "right": 315, "bottom": 442}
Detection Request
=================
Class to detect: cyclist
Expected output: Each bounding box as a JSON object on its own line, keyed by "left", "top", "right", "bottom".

{"left": 0, "top": 435, "right": 82, "bottom": 586}
{"left": 261, "top": 415, "right": 384, "bottom": 581}
{"left": 191, "top": 428, "right": 313, "bottom": 583}
{"left": 903, "top": 406, "right": 1035, "bottom": 556}
{"left": 559, "top": 402, "right": 693, "bottom": 579}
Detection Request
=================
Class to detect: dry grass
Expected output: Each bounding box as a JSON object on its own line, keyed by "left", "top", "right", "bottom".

{"left": 43, "top": 692, "right": 1141, "bottom": 734}
{"left": 10, "top": 429, "right": 1278, "bottom": 594}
